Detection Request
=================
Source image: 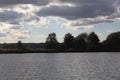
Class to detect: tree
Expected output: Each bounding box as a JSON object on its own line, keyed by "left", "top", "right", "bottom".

{"left": 79, "top": 33, "right": 88, "bottom": 42}
{"left": 46, "top": 33, "right": 57, "bottom": 43}
{"left": 45, "top": 33, "right": 59, "bottom": 49}
{"left": 86, "top": 32, "right": 101, "bottom": 51}
{"left": 2, "top": 42, "right": 7, "bottom": 49}
{"left": 64, "top": 33, "right": 74, "bottom": 49}
{"left": 106, "top": 32, "right": 120, "bottom": 45}
{"left": 74, "top": 34, "right": 87, "bottom": 51}
{"left": 102, "top": 32, "right": 120, "bottom": 51}
{"left": 87, "top": 32, "right": 100, "bottom": 45}
{"left": 17, "top": 40, "right": 24, "bottom": 49}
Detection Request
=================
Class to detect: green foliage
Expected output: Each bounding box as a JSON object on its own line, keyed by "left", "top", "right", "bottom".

{"left": 87, "top": 32, "right": 100, "bottom": 45}
{"left": 64, "top": 33, "right": 74, "bottom": 49}
{"left": 102, "top": 32, "right": 120, "bottom": 51}
{"left": 1, "top": 31, "right": 120, "bottom": 52}
{"left": 46, "top": 33, "right": 58, "bottom": 43}
{"left": 73, "top": 34, "right": 87, "bottom": 51}
{"left": 45, "top": 33, "right": 60, "bottom": 49}
{"left": 17, "top": 40, "right": 26, "bottom": 50}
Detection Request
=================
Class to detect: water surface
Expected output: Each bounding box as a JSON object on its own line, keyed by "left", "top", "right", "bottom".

{"left": 0, "top": 53, "right": 120, "bottom": 80}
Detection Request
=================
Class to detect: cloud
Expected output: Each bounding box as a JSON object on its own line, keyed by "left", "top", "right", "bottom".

{"left": 36, "top": 0, "right": 120, "bottom": 29}
{"left": 0, "top": 22, "right": 30, "bottom": 40}
{"left": 56, "top": 0, "right": 114, "bottom": 6}
{"left": 0, "top": 0, "right": 119, "bottom": 32}
{"left": 36, "top": 4, "right": 114, "bottom": 20}
{"left": 0, "top": 10, "right": 23, "bottom": 22}
{"left": 0, "top": 4, "right": 50, "bottom": 41}
{"left": 62, "top": 20, "right": 95, "bottom": 30}
{"left": 25, "top": 17, "right": 49, "bottom": 27}
{"left": 0, "top": 32, "right": 7, "bottom": 37}
{"left": 8, "top": 29, "right": 31, "bottom": 39}
{"left": 0, "top": 4, "right": 48, "bottom": 32}
{"left": 0, "top": 0, "right": 51, "bottom": 7}
{"left": 10, "top": 25, "right": 23, "bottom": 29}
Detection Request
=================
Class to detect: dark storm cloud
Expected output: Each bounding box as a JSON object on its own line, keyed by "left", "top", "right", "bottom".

{"left": 0, "top": 0, "right": 50, "bottom": 7}
{"left": 56, "top": 0, "right": 114, "bottom": 5}
{"left": 35, "top": 0, "right": 120, "bottom": 28}
{"left": 71, "top": 19, "right": 114, "bottom": 27}
{"left": 0, "top": 0, "right": 119, "bottom": 30}
{"left": 0, "top": 10, "right": 23, "bottom": 22}
{"left": 36, "top": 4, "right": 115, "bottom": 20}
{"left": 0, "top": 0, "right": 119, "bottom": 20}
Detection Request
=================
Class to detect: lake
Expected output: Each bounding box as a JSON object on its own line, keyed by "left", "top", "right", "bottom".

{"left": 0, "top": 53, "right": 120, "bottom": 80}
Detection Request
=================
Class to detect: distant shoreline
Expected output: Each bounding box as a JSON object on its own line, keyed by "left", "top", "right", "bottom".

{"left": 0, "top": 31, "right": 120, "bottom": 53}
{"left": 0, "top": 49, "right": 119, "bottom": 54}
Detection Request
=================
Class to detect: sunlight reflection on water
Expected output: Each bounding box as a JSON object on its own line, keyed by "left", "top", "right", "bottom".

{"left": 0, "top": 53, "right": 120, "bottom": 80}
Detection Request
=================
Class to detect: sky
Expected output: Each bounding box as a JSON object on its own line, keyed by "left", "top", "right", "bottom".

{"left": 0, "top": 0, "right": 120, "bottom": 43}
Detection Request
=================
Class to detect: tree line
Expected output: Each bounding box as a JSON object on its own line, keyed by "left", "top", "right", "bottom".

{"left": 1, "top": 31, "right": 120, "bottom": 52}
{"left": 45, "top": 32, "right": 120, "bottom": 52}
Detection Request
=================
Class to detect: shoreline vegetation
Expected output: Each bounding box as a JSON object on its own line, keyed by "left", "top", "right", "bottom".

{"left": 0, "top": 31, "right": 120, "bottom": 53}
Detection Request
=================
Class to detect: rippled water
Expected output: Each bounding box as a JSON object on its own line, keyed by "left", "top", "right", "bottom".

{"left": 0, "top": 53, "right": 120, "bottom": 80}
